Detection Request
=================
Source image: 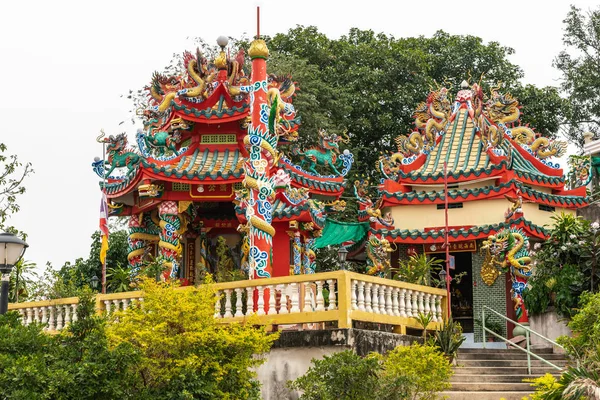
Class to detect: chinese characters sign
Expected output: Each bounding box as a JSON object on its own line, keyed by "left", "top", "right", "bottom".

{"left": 423, "top": 240, "right": 477, "bottom": 254}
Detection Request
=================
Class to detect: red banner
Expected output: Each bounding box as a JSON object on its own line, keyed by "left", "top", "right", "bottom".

{"left": 423, "top": 240, "right": 477, "bottom": 254}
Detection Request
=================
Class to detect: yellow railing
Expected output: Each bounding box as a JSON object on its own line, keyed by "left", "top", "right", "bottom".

{"left": 8, "top": 271, "right": 447, "bottom": 333}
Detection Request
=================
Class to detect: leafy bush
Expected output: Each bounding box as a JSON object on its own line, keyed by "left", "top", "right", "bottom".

{"left": 289, "top": 350, "right": 380, "bottom": 400}
{"left": 432, "top": 317, "right": 466, "bottom": 360}
{"left": 524, "top": 213, "right": 600, "bottom": 317}
{"left": 380, "top": 343, "right": 452, "bottom": 400}
{"left": 290, "top": 344, "right": 452, "bottom": 400}
{"left": 106, "top": 277, "right": 277, "bottom": 399}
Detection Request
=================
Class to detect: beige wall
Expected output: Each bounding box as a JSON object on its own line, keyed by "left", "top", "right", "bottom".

{"left": 390, "top": 199, "right": 576, "bottom": 230}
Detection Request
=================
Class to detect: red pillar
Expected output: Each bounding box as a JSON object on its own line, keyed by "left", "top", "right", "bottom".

{"left": 272, "top": 222, "right": 291, "bottom": 277}
{"left": 243, "top": 38, "right": 276, "bottom": 279}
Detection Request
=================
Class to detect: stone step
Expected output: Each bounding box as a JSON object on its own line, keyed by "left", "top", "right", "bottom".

{"left": 450, "top": 374, "right": 558, "bottom": 383}
{"left": 458, "top": 347, "right": 553, "bottom": 354}
{"left": 458, "top": 359, "right": 568, "bottom": 368}
{"left": 457, "top": 352, "right": 566, "bottom": 361}
{"left": 454, "top": 366, "right": 562, "bottom": 375}
{"left": 450, "top": 382, "right": 533, "bottom": 391}
{"left": 441, "top": 391, "right": 533, "bottom": 400}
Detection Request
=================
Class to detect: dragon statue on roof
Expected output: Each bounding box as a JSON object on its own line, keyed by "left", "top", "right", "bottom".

{"left": 481, "top": 228, "right": 533, "bottom": 323}
{"left": 96, "top": 131, "right": 141, "bottom": 177}
{"left": 366, "top": 234, "right": 394, "bottom": 277}
{"left": 292, "top": 129, "right": 350, "bottom": 175}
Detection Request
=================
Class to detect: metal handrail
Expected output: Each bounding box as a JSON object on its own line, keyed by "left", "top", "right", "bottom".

{"left": 481, "top": 305, "right": 564, "bottom": 374}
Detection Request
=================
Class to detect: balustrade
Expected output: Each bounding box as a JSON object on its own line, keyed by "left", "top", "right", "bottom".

{"left": 7, "top": 271, "right": 447, "bottom": 333}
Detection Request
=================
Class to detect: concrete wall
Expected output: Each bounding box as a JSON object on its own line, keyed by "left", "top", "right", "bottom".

{"left": 256, "top": 329, "right": 420, "bottom": 400}
{"left": 529, "top": 310, "right": 572, "bottom": 352}
{"left": 579, "top": 203, "right": 600, "bottom": 223}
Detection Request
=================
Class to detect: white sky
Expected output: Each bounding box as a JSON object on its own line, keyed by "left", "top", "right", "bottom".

{"left": 1, "top": 0, "right": 598, "bottom": 270}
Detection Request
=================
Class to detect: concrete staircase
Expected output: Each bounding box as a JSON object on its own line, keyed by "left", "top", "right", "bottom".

{"left": 442, "top": 348, "right": 567, "bottom": 400}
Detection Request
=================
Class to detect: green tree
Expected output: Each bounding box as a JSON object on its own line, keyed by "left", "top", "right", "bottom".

{"left": 8, "top": 259, "right": 36, "bottom": 302}
{"left": 106, "top": 278, "right": 277, "bottom": 399}
{"left": 555, "top": 5, "right": 600, "bottom": 147}
{"left": 268, "top": 27, "right": 567, "bottom": 184}
{"left": 0, "top": 143, "right": 33, "bottom": 233}
{"left": 58, "top": 229, "right": 129, "bottom": 292}
{"left": 0, "top": 291, "right": 138, "bottom": 400}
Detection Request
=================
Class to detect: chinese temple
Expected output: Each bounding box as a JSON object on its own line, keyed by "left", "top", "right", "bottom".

{"left": 365, "top": 81, "right": 589, "bottom": 336}
{"left": 92, "top": 36, "right": 353, "bottom": 283}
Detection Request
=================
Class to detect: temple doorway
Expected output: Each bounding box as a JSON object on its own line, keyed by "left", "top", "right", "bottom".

{"left": 449, "top": 252, "right": 473, "bottom": 333}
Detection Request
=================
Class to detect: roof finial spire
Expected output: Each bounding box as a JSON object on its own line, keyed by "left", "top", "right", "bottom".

{"left": 256, "top": 6, "right": 260, "bottom": 39}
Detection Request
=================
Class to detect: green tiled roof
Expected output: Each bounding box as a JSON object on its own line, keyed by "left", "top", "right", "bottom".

{"left": 142, "top": 148, "right": 244, "bottom": 180}
{"left": 373, "top": 217, "right": 548, "bottom": 241}
{"left": 412, "top": 109, "right": 489, "bottom": 177}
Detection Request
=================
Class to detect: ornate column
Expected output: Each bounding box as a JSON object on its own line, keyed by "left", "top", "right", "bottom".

{"left": 303, "top": 237, "right": 316, "bottom": 274}
{"left": 242, "top": 38, "right": 276, "bottom": 279}
{"left": 158, "top": 200, "right": 182, "bottom": 280}
{"left": 127, "top": 213, "right": 159, "bottom": 276}
{"left": 293, "top": 231, "right": 303, "bottom": 275}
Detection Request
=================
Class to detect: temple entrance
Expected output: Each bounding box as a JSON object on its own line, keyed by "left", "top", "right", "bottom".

{"left": 449, "top": 251, "right": 473, "bottom": 333}
{"left": 429, "top": 251, "right": 473, "bottom": 333}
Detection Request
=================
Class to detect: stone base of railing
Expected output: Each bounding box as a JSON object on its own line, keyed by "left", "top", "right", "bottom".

{"left": 8, "top": 271, "right": 447, "bottom": 334}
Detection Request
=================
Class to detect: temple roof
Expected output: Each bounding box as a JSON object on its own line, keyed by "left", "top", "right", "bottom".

{"left": 150, "top": 148, "right": 244, "bottom": 181}
{"left": 409, "top": 109, "right": 489, "bottom": 178}
{"left": 381, "top": 178, "right": 587, "bottom": 208}
{"left": 374, "top": 216, "right": 548, "bottom": 243}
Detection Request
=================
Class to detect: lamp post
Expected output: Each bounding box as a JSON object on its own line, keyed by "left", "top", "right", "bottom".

{"left": 0, "top": 232, "right": 28, "bottom": 314}
{"left": 90, "top": 275, "right": 100, "bottom": 291}
{"left": 338, "top": 246, "right": 348, "bottom": 271}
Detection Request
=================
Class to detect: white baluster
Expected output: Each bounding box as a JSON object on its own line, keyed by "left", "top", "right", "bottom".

{"left": 405, "top": 290, "right": 413, "bottom": 317}
{"left": 224, "top": 289, "right": 233, "bottom": 318}
{"left": 429, "top": 295, "right": 438, "bottom": 322}
{"left": 386, "top": 287, "right": 393, "bottom": 315}
{"left": 235, "top": 288, "right": 244, "bottom": 317}
{"left": 316, "top": 281, "right": 325, "bottom": 311}
{"left": 303, "top": 283, "right": 312, "bottom": 312}
{"left": 358, "top": 281, "right": 366, "bottom": 311}
{"left": 399, "top": 289, "right": 407, "bottom": 317}
{"left": 123, "top": 299, "right": 130, "bottom": 310}
{"left": 48, "top": 306, "right": 55, "bottom": 330}
{"left": 365, "top": 283, "right": 373, "bottom": 312}
{"left": 18, "top": 309, "right": 25, "bottom": 324}
{"left": 417, "top": 292, "right": 425, "bottom": 315}
{"left": 64, "top": 305, "right": 71, "bottom": 326}
{"left": 31, "top": 307, "right": 39, "bottom": 324}
{"left": 267, "top": 286, "right": 277, "bottom": 316}
{"left": 411, "top": 290, "right": 419, "bottom": 317}
{"left": 380, "top": 286, "right": 387, "bottom": 315}
{"left": 246, "top": 287, "right": 255, "bottom": 315}
{"left": 436, "top": 295, "right": 443, "bottom": 321}
{"left": 279, "top": 285, "right": 289, "bottom": 314}
{"left": 40, "top": 307, "right": 48, "bottom": 330}
{"left": 71, "top": 304, "right": 78, "bottom": 322}
{"left": 372, "top": 284, "right": 380, "bottom": 314}
{"left": 257, "top": 286, "right": 266, "bottom": 316}
{"left": 26, "top": 308, "right": 33, "bottom": 326}
{"left": 104, "top": 300, "right": 111, "bottom": 314}
{"left": 328, "top": 280, "right": 337, "bottom": 311}
{"left": 214, "top": 291, "right": 222, "bottom": 318}
{"left": 112, "top": 299, "right": 120, "bottom": 313}
{"left": 424, "top": 293, "right": 431, "bottom": 318}
{"left": 290, "top": 283, "right": 300, "bottom": 313}
{"left": 56, "top": 306, "right": 64, "bottom": 330}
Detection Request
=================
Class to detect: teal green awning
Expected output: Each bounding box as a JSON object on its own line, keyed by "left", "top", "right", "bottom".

{"left": 312, "top": 219, "right": 370, "bottom": 249}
